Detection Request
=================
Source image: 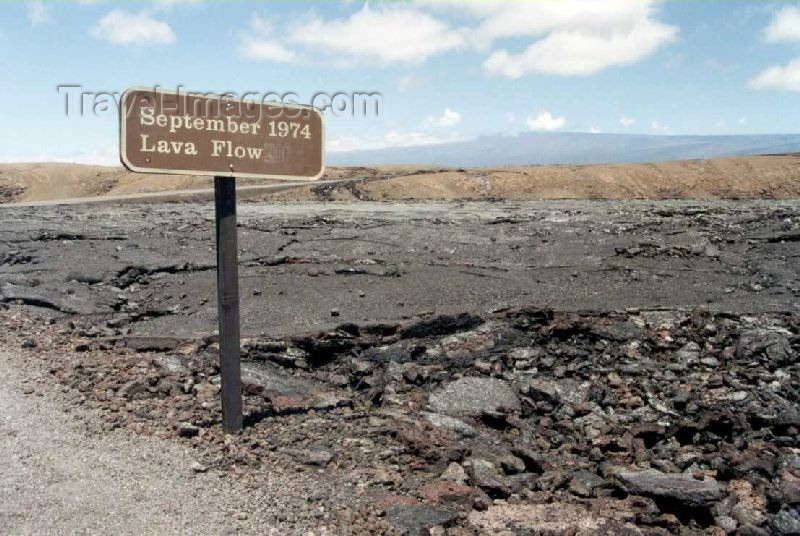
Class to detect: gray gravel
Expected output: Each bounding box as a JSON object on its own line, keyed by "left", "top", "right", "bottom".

{"left": 0, "top": 348, "right": 325, "bottom": 536}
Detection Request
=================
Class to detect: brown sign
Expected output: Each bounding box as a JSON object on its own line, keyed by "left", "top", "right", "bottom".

{"left": 120, "top": 87, "right": 324, "bottom": 180}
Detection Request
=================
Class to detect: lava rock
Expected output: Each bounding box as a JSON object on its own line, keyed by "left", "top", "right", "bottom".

{"left": 536, "top": 470, "right": 571, "bottom": 492}
{"left": 268, "top": 346, "right": 310, "bottom": 369}
{"left": 422, "top": 412, "right": 478, "bottom": 438}
{"left": 419, "top": 480, "right": 475, "bottom": 507}
{"left": 468, "top": 502, "right": 637, "bottom": 534}
{"left": 727, "top": 480, "right": 767, "bottom": 527}
{"left": 770, "top": 506, "right": 800, "bottom": 536}
{"left": 738, "top": 329, "right": 793, "bottom": 365}
{"left": 511, "top": 445, "right": 552, "bottom": 473}
{"left": 465, "top": 458, "right": 512, "bottom": 498}
{"left": 524, "top": 378, "right": 593, "bottom": 407}
{"left": 399, "top": 313, "right": 482, "bottom": 340}
{"left": 498, "top": 454, "right": 526, "bottom": 475}
{"left": 569, "top": 470, "right": 607, "bottom": 497}
{"left": 286, "top": 448, "right": 333, "bottom": 466}
{"left": 118, "top": 379, "right": 148, "bottom": 399}
{"left": 612, "top": 468, "right": 721, "bottom": 509}
{"left": 676, "top": 342, "right": 701, "bottom": 365}
{"left": 193, "top": 382, "right": 219, "bottom": 400}
{"left": 177, "top": 422, "right": 199, "bottom": 438}
{"left": 384, "top": 504, "right": 459, "bottom": 534}
{"left": 440, "top": 463, "right": 468, "bottom": 485}
{"left": 780, "top": 469, "right": 800, "bottom": 505}
{"left": 715, "top": 515, "right": 737, "bottom": 534}
{"left": 360, "top": 341, "right": 425, "bottom": 364}
{"left": 428, "top": 377, "right": 520, "bottom": 418}
{"left": 189, "top": 460, "right": 208, "bottom": 473}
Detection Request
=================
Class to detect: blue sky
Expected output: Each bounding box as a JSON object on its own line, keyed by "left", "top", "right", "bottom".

{"left": 1, "top": 0, "right": 799, "bottom": 165}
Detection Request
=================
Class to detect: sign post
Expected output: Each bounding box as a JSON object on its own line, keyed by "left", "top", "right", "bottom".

{"left": 214, "top": 176, "right": 243, "bottom": 432}
{"left": 120, "top": 87, "right": 324, "bottom": 433}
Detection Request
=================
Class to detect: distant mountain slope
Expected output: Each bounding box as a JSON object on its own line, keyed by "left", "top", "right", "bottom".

{"left": 327, "top": 132, "right": 800, "bottom": 167}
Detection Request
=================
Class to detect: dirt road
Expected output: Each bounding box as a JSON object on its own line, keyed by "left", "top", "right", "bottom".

{"left": 2, "top": 179, "right": 348, "bottom": 208}
{"left": 0, "top": 347, "right": 328, "bottom": 536}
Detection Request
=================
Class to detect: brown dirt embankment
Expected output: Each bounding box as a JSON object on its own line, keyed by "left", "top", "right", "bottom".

{"left": 2, "top": 155, "right": 800, "bottom": 204}
{"left": 263, "top": 154, "right": 800, "bottom": 201}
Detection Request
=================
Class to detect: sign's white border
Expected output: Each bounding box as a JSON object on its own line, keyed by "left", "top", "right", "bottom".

{"left": 119, "top": 86, "right": 326, "bottom": 181}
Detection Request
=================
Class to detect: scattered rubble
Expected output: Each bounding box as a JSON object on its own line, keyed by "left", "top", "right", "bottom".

{"left": 2, "top": 301, "right": 798, "bottom": 534}
{"left": 1, "top": 199, "right": 799, "bottom": 534}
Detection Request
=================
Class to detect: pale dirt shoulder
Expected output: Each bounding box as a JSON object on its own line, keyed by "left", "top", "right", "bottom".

{"left": 0, "top": 347, "right": 322, "bottom": 536}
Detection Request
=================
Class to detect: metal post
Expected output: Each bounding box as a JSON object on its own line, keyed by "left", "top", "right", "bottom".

{"left": 214, "top": 176, "right": 243, "bottom": 433}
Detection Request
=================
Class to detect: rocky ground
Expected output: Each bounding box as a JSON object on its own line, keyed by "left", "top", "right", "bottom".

{"left": 1, "top": 200, "right": 799, "bottom": 534}
{"left": 1, "top": 200, "right": 799, "bottom": 338}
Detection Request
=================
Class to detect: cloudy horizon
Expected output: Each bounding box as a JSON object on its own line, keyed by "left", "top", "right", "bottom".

{"left": 2, "top": 1, "right": 800, "bottom": 165}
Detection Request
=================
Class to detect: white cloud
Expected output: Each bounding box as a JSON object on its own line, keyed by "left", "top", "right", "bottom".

{"left": 750, "top": 58, "right": 800, "bottom": 91}
{"left": 526, "top": 111, "right": 565, "bottom": 131}
{"left": 440, "top": 0, "right": 659, "bottom": 43}
{"left": 91, "top": 9, "right": 176, "bottom": 47}
{"left": 28, "top": 2, "right": 49, "bottom": 26}
{"left": 239, "top": 14, "right": 296, "bottom": 62}
{"left": 240, "top": 40, "right": 295, "bottom": 63}
{"left": 0, "top": 145, "right": 119, "bottom": 166}
{"left": 150, "top": 0, "right": 203, "bottom": 13}
{"left": 425, "top": 108, "right": 462, "bottom": 128}
{"left": 620, "top": 116, "right": 635, "bottom": 127}
{"left": 651, "top": 120, "right": 668, "bottom": 133}
{"left": 288, "top": 4, "right": 465, "bottom": 65}
{"left": 765, "top": 6, "right": 800, "bottom": 43}
{"left": 235, "top": 1, "right": 677, "bottom": 75}
{"left": 327, "top": 131, "right": 468, "bottom": 153}
{"left": 428, "top": 0, "right": 678, "bottom": 77}
{"left": 483, "top": 17, "right": 678, "bottom": 77}
{"left": 397, "top": 73, "right": 425, "bottom": 92}
{"left": 751, "top": 8, "right": 800, "bottom": 92}
{"left": 738, "top": 117, "right": 747, "bottom": 125}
